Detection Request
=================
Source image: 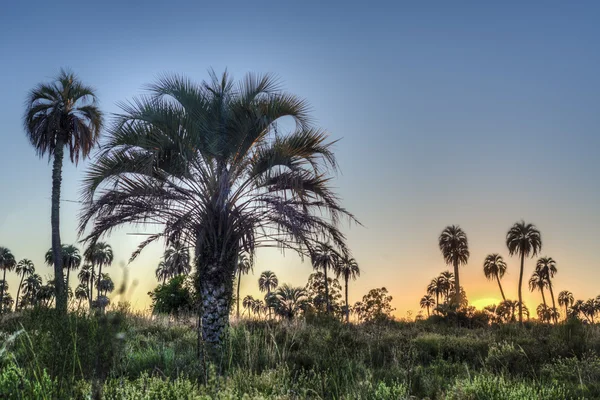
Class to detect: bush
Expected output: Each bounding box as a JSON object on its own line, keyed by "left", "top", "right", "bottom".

{"left": 445, "top": 374, "right": 568, "bottom": 400}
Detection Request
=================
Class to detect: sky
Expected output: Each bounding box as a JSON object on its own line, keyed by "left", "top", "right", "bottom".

{"left": 1, "top": 1, "right": 599, "bottom": 318}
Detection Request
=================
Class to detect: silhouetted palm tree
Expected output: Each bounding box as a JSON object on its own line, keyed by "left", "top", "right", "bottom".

{"left": 334, "top": 256, "right": 360, "bottom": 322}
{"left": 0, "top": 247, "right": 16, "bottom": 313}
{"left": 78, "top": 71, "right": 353, "bottom": 354}
{"left": 536, "top": 257, "right": 558, "bottom": 323}
{"left": 558, "top": 290, "right": 574, "bottom": 321}
{"left": 46, "top": 245, "right": 82, "bottom": 294}
{"left": 236, "top": 254, "right": 253, "bottom": 319}
{"left": 83, "top": 242, "right": 113, "bottom": 302}
{"left": 506, "top": 221, "right": 542, "bottom": 323}
{"left": 24, "top": 70, "right": 103, "bottom": 312}
{"left": 483, "top": 254, "right": 507, "bottom": 301}
{"left": 274, "top": 285, "right": 308, "bottom": 320}
{"left": 155, "top": 261, "right": 170, "bottom": 284}
{"left": 97, "top": 273, "right": 114, "bottom": 297}
{"left": 14, "top": 259, "right": 35, "bottom": 311}
{"left": 77, "top": 264, "right": 94, "bottom": 304}
{"left": 75, "top": 284, "right": 88, "bottom": 310}
{"left": 311, "top": 243, "right": 340, "bottom": 314}
{"left": 420, "top": 294, "right": 435, "bottom": 317}
{"left": 21, "top": 273, "right": 42, "bottom": 308}
{"left": 163, "top": 241, "right": 190, "bottom": 277}
{"left": 427, "top": 276, "right": 445, "bottom": 309}
{"left": 582, "top": 299, "right": 597, "bottom": 324}
{"left": 439, "top": 226, "right": 469, "bottom": 306}
{"left": 529, "top": 269, "right": 548, "bottom": 321}
{"left": 439, "top": 271, "right": 455, "bottom": 303}
{"left": 259, "top": 271, "right": 278, "bottom": 318}
{"left": 242, "top": 295, "right": 255, "bottom": 318}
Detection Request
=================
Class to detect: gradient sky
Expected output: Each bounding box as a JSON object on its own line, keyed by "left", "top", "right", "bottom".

{"left": 1, "top": 1, "right": 599, "bottom": 317}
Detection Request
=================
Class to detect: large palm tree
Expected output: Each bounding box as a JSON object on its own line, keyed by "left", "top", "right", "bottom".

{"left": 78, "top": 71, "right": 352, "bottom": 356}
{"left": 235, "top": 254, "right": 253, "bottom": 319}
{"left": 558, "top": 290, "right": 574, "bottom": 320}
{"left": 483, "top": 254, "right": 508, "bottom": 301}
{"left": 506, "top": 221, "right": 542, "bottom": 323}
{"left": 536, "top": 257, "right": 558, "bottom": 323}
{"left": 529, "top": 268, "right": 548, "bottom": 321}
{"left": 163, "top": 241, "right": 190, "bottom": 277}
{"left": 24, "top": 70, "right": 103, "bottom": 313}
{"left": 420, "top": 294, "right": 435, "bottom": 317}
{"left": 258, "top": 270, "right": 279, "bottom": 318}
{"left": 14, "top": 259, "right": 35, "bottom": 311}
{"left": 311, "top": 243, "right": 341, "bottom": 315}
{"left": 274, "top": 285, "right": 308, "bottom": 320}
{"left": 46, "top": 245, "right": 82, "bottom": 294}
{"left": 83, "top": 242, "right": 113, "bottom": 302}
{"left": 0, "top": 247, "right": 16, "bottom": 313}
{"left": 334, "top": 256, "right": 360, "bottom": 322}
{"left": 438, "top": 226, "right": 469, "bottom": 306}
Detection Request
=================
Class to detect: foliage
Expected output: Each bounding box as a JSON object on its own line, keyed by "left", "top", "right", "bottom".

{"left": 148, "top": 275, "right": 195, "bottom": 316}
{"left": 354, "top": 287, "right": 395, "bottom": 323}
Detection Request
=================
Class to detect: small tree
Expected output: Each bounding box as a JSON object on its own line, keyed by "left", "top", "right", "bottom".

{"left": 354, "top": 287, "right": 395, "bottom": 323}
{"left": 148, "top": 275, "right": 195, "bottom": 317}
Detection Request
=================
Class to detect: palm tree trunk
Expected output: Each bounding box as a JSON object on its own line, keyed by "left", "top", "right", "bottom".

{"left": 199, "top": 271, "right": 232, "bottom": 366}
{"left": 496, "top": 274, "right": 506, "bottom": 301}
{"left": 345, "top": 275, "right": 350, "bottom": 323}
{"left": 0, "top": 269, "right": 5, "bottom": 314}
{"left": 518, "top": 252, "right": 525, "bottom": 324}
{"left": 427, "top": 306, "right": 430, "bottom": 317}
{"left": 96, "top": 264, "right": 103, "bottom": 301}
{"left": 66, "top": 268, "right": 70, "bottom": 294}
{"left": 51, "top": 140, "right": 67, "bottom": 313}
{"left": 453, "top": 260, "right": 460, "bottom": 306}
{"left": 565, "top": 305, "right": 568, "bottom": 321}
{"left": 236, "top": 269, "right": 241, "bottom": 319}
{"left": 324, "top": 267, "right": 331, "bottom": 314}
{"left": 540, "top": 289, "right": 548, "bottom": 322}
{"left": 547, "top": 281, "right": 558, "bottom": 324}
{"left": 15, "top": 273, "right": 25, "bottom": 311}
{"left": 435, "top": 293, "right": 440, "bottom": 314}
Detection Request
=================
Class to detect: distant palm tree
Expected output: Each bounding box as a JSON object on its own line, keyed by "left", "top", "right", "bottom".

{"left": 274, "top": 285, "right": 308, "bottom": 320}
{"left": 311, "top": 243, "right": 340, "bottom": 314}
{"left": 537, "top": 304, "right": 550, "bottom": 322}
{"left": 334, "top": 256, "right": 360, "bottom": 322}
{"left": 83, "top": 242, "right": 113, "bottom": 302}
{"left": 21, "top": 273, "right": 42, "bottom": 307}
{"left": 14, "top": 259, "right": 35, "bottom": 311}
{"left": 558, "top": 290, "right": 574, "bottom": 320}
{"left": 582, "top": 299, "right": 597, "bottom": 324}
{"left": 242, "top": 295, "right": 255, "bottom": 318}
{"left": 259, "top": 271, "right": 278, "bottom": 318}
{"left": 506, "top": 221, "right": 542, "bottom": 323}
{"left": 75, "top": 284, "right": 88, "bottom": 310}
{"left": 427, "top": 276, "right": 445, "bottom": 309}
{"left": 1, "top": 293, "right": 14, "bottom": 313}
{"left": 97, "top": 273, "right": 114, "bottom": 297}
{"left": 0, "top": 247, "right": 16, "bottom": 313}
{"left": 483, "top": 254, "right": 507, "bottom": 301}
{"left": 570, "top": 299, "right": 585, "bottom": 320}
{"left": 439, "top": 226, "right": 469, "bottom": 306}
{"left": 155, "top": 261, "right": 170, "bottom": 284}
{"left": 536, "top": 257, "right": 558, "bottom": 323}
{"left": 529, "top": 269, "right": 548, "bottom": 321}
{"left": 420, "top": 294, "right": 435, "bottom": 317}
{"left": 24, "top": 69, "right": 103, "bottom": 313}
{"left": 77, "top": 264, "right": 94, "bottom": 303}
{"left": 439, "top": 271, "right": 455, "bottom": 303}
{"left": 236, "top": 254, "right": 253, "bottom": 319}
{"left": 163, "top": 241, "right": 190, "bottom": 277}
{"left": 45, "top": 245, "right": 82, "bottom": 294}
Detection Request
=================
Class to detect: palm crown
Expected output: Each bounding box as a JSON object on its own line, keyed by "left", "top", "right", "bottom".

{"left": 258, "top": 271, "right": 279, "bottom": 294}
{"left": 483, "top": 254, "right": 507, "bottom": 280}
{"left": 438, "top": 225, "right": 469, "bottom": 305}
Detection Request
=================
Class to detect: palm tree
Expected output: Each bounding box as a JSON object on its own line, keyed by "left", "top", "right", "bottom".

{"left": 75, "top": 284, "right": 88, "bottom": 309}
{"left": 583, "top": 299, "right": 597, "bottom": 324}
{"left": 259, "top": 271, "right": 278, "bottom": 318}
{"left": 537, "top": 304, "right": 551, "bottom": 322}
{"left": 24, "top": 70, "right": 103, "bottom": 313}
{"left": 274, "top": 285, "right": 308, "bottom": 320}
{"left": 235, "top": 254, "right": 253, "bottom": 319}
{"left": 97, "top": 273, "right": 114, "bottom": 297}
{"left": 529, "top": 269, "right": 548, "bottom": 320}
{"left": 21, "top": 273, "right": 42, "bottom": 308}
{"left": 334, "top": 256, "right": 360, "bottom": 322}
{"left": 0, "top": 247, "right": 16, "bottom": 313}
{"left": 427, "top": 276, "right": 445, "bottom": 309}
{"left": 83, "top": 242, "right": 113, "bottom": 302}
{"left": 483, "top": 254, "right": 507, "bottom": 301}
{"left": 438, "top": 226, "right": 469, "bottom": 306}
{"left": 14, "top": 259, "right": 35, "bottom": 311}
{"left": 155, "top": 261, "right": 170, "bottom": 284}
{"left": 46, "top": 245, "right": 82, "bottom": 294}
{"left": 506, "top": 221, "right": 542, "bottom": 323}
{"left": 439, "top": 271, "right": 455, "bottom": 303}
{"left": 242, "top": 295, "right": 255, "bottom": 318}
{"left": 420, "top": 294, "right": 435, "bottom": 317}
{"left": 78, "top": 71, "right": 354, "bottom": 356}
{"left": 163, "top": 241, "right": 190, "bottom": 277}
{"left": 536, "top": 257, "right": 558, "bottom": 323}
{"left": 1, "top": 293, "right": 14, "bottom": 314}
{"left": 558, "top": 290, "right": 574, "bottom": 321}
{"left": 77, "top": 264, "right": 94, "bottom": 304}
{"left": 311, "top": 243, "right": 341, "bottom": 315}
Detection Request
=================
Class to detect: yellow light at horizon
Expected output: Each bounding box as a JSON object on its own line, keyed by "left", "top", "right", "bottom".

{"left": 471, "top": 297, "right": 501, "bottom": 310}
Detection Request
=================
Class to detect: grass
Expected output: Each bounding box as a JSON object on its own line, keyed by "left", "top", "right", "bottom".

{"left": 1, "top": 308, "right": 600, "bottom": 399}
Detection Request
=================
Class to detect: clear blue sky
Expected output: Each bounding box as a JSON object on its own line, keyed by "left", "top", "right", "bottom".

{"left": 1, "top": 1, "right": 599, "bottom": 316}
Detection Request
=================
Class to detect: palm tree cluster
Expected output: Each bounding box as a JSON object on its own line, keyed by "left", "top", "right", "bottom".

{"left": 155, "top": 241, "right": 191, "bottom": 284}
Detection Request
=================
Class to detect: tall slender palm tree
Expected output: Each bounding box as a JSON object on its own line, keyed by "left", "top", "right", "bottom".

{"left": 77, "top": 264, "right": 94, "bottom": 302}
{"left": 483, "top": 254, "right": 508, "bottom": 301}
{"left": 14, "top": 259, "right": 35, "bottom": 311}
{"left": 427, "top": 276, "right": 445, "bottom": 309}
{"left": 439, "top": 270, "right": 455, "bottom": 303}
{"left": 24, "top": 70, "right": 103, "bottom": 313}
{"left": 311, "top": 243, "right": 340, "bottom": 315}
{"left": 78, "top": 71, "right": 354, "bottom": 356}
{"left": 529, "top": 269, "right": 548, "bottom": 321}
{"left": 438, "top": 226, "right": 469, "bottom": 306}
{"left": 235, "top": 254, "right": 253, "bottom": 319}
{"left": 0, "top": 247, "right": 16, "bottom": 313}
{"left": 536, "top": 257, "right": 558, "bottom": 323}
{"left": 506, "top": 221, "right": 542, "bottom": 323}
{"left": 558, "top": 290, "right": 574, "bottom": 320}
{"left": 334, "top": 256, "right": 360, "bottom": 322}
{"left": 83, "top": 242, "right": 113, "bottom": 302}
{"left": 258, "top": 271, "right": 278, "bottom": 318}
{"left": 420, "top": 294, "right": 435, "bottom": 317}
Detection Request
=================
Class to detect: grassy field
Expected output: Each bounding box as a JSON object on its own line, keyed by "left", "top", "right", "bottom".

{"left": 1, "top": 308, "right": 600, "bottom": 399}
